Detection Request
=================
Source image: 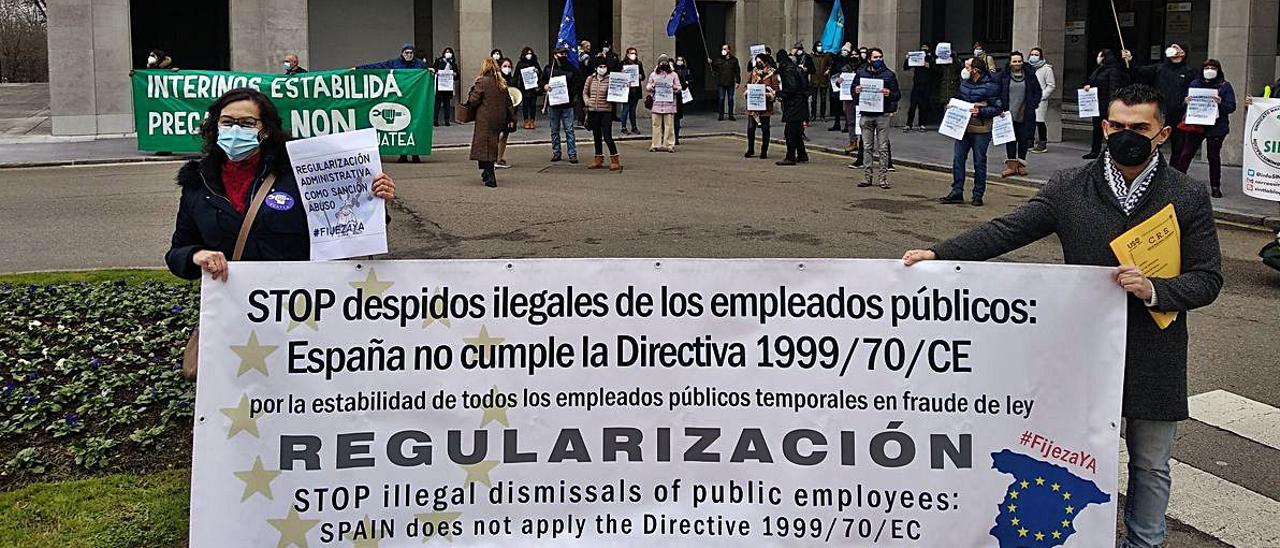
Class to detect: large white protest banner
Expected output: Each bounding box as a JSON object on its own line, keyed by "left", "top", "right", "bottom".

{"left": 938, "top": 98, "right": 974, "bottom": 140}
{"left": 285, "top": 128, "right": 387, "bottom": 261}
{"left": 607, "top": 73, "right": 630, "bottom": 103}
{"left": 1243, "top": 98, "right": 1280, "bottom": 202}
{"left": 191, "top": 258, "right": 1126, "bottom": 547}
{"left": 858, "top": 78, "right": 885, "bottom": 113}
{"left": 1077, "top": 88, "right": 1100, "bottom": 118}
{"left": 547, "top": 76, "right": 570, "bottom": 106}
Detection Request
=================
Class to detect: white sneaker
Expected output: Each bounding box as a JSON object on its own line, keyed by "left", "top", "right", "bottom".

{"left": 495, "top": 160, "right": 511, "bottom": 169}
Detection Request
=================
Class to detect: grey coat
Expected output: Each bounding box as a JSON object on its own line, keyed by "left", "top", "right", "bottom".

{"left": 931, "top": 158, "right": 1223, "bottom": 421}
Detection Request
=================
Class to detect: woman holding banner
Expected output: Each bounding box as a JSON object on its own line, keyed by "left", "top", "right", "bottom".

{"left": 166, "top": 88, "right": 396, "bottom": 282}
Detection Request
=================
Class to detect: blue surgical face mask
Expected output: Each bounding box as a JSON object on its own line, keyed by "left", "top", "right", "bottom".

{"left": 217, "top": 125, "right": 261, "bottom": 161}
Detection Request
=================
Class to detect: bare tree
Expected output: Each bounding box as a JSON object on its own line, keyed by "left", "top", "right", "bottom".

{"left": 0, "top": 0, "right": 48, "bottom": 82}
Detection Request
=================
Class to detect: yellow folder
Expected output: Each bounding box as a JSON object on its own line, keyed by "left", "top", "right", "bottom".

{"left": 1109, "top": 203, "right": 1180, "bottom": 329}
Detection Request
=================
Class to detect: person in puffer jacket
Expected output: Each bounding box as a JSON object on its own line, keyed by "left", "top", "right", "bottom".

{"left": 940, "top": 56, "right": 1003, "bottom": 206}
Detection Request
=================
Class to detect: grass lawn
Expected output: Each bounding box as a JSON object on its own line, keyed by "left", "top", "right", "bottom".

{"left": 0, "top": 469, "right": 189, "bottom": 547}
{"left": 0, "top": 268, "right": 181, "bottom": 286}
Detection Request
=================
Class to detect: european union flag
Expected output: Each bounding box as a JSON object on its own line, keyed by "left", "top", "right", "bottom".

{"left": 989, "top": 450, "right": 1110, "bottom": 547}
{"left": 555, "top": 0, "right": 578, "bottom": 68}
{"left": 819, "top": 0, "right": 846, "bottom": 53}
{"left": 666, "top": 0, "right": 699, "bottom": 37}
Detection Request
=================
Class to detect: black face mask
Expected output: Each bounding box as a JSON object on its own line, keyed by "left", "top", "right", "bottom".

{"left": 1106, "top": 130, "right": 1156, "bottom": 167}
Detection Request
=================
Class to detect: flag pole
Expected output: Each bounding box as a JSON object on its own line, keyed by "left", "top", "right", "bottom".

{"left": 693, "top": 3, "right": 712, "bottom": 66}
{"left": 1109, "top": 0, "right": 1129, "bottom": 68}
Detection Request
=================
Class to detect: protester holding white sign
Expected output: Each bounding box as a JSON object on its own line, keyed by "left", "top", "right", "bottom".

{"left": 432, "top": 48, "right": 458, "bottom": 128}
{"left": 940, "top": 56, "right": 1002, "bottom": 206}
{"left": 583, "top": 65, "right": 622, "bottom": 170}
{"left": 190, "top": 258, "right": 1128, "bottom": 548}
{"left": 166, "top": 89, "right": 396, "bottom": 286}
{"left": 515, "top": 48, "right": 544, "bottom": 129}
{"left": 743, "top": 54, "right": 779, "bottom": 160}
{"left": 286, "top": 128, "right": 390, "bottom": 261}
{"left": 645, "top": 55, "right": 682, "bottom": 152}
{"left": 851, "top": 48, "right": 901, "bottom": 189}
{"left": 1082, "top": 49, "right": 1128, "bottom": 160}
{"left": 1172, "top": 61, "right": 1237, "bottom": 198}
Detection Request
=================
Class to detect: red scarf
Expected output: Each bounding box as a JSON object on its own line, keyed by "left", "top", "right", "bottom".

{"left": 221, "top": 153, "right": 261, "bottom": 215}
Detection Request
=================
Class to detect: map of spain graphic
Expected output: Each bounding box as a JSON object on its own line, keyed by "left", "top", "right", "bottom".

{"left": 989, "top": 449, "right": 1110, "bottom": 546}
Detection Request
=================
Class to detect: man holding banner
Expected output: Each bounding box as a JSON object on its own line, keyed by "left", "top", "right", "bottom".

{"left": 905, "top": 84, "right": 1223, "bottom": 548}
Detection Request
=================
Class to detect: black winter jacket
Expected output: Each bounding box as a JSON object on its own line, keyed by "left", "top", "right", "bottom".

{"left": 776, "top": 56, "right": 809, "bottom": 121}
{"left": 165, "top": 151, "right": 309, "bottom": 280}
{"left": 1087, "top": 53, "right": 1131, "bottom": 117}
{"left": 1131, "top": 59, "right": 1196, "bottom": 117}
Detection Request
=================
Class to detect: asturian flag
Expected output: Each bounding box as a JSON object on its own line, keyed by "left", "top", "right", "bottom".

{"left": 555, "top": 0, "right": 579, "bottom": 67}
{"left": 819, "top": 0, "right": 846, "bottom": 53}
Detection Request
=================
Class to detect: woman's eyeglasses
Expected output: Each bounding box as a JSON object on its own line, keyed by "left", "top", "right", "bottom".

{"left": 218, "top": 116, "right": 260, "bottom": 129}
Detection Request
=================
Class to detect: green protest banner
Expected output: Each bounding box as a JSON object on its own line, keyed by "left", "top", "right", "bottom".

{"left": 130, "top": 68, "right": 435, "bottom": 155}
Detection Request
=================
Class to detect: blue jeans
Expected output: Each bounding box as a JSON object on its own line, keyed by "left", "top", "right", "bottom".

{"left": 951, "top": 131, "right": 992, "bottom": 199}
{"left": 621, "top": 96, "right": 640, "bottom": 131}
{"left": 717, "top": 85, "right": 735, "bottom": 116}
{"left": 548, "top": 106, "right": 576, "bottom": 158}
{"left": 1123, "top": 419, "right": 1177, "bottom": 548}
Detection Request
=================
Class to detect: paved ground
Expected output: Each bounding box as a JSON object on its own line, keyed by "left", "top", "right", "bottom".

{"left": 0, "top": 84, "right": 51, "bottom": 140}
{"left": 2, "top": 136, "right": 1279, "bottom": 546}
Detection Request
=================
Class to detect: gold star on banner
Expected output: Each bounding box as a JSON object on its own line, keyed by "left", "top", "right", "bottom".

{"left": 1061, "top": 519, "right": 1070, "bottom": 528}
{"left": 1010, "top": 517, "right": 1020, "bottom": 526}
{"left": 422, "top": 288, "right": 452, "bottom": 328}
{"left": 220, "top": 394, "right": 261, "bottom": 439}
{"left": 462, "top": 460, "right": 499, "bottom": 487}
{"left": 1019, "top": 480, "right": 1030, "bottom": 489}
{"left": 350, "top": 269, "right": 395, "bottom": 296}
{"left": 462, "top": 325, "right": 504, "bottom": 362}
{"left": 288, "top": 298, "right": 319, "bottom": 332}
{"left": 480, "top": 386, "right": 510, "bottom": 428}
{"left": 1052, "top": 530, "right": 1063, "bottom": 540}
{"left": 1051, "top": 483, "right": 1061, "bottom": 492}
{"left": 234, "top": 456, "right": 282, "bottom": 501}
{"left": 1008, "top": 490, "right": 1019, "bottom": 500}
{"left": 414, "top": 511, "right": 462, "bottom": 544}
{"left": 1006, "top": 504, "right": 1017, "bottom": 513}
{"left": 232, "top": 331, "right": 277, "bottom": 377}
{"left": 352, "top": 515, "right": 385, "bottom": 548}
{"left": 1035, "top": 477, "right": 1045, "bottom": 486}
{"left": 1034, "top": 531, "right": 1045, "bottom": 541}
{"left": 1017, "top": 527, "right": 1028, "bottom": 538}
{"left": 268, "top": 508, "right": 319, "bottom": 548}
{"left": 1062, "top": 491, "right": 1072, "bottom": 500}
{"left": 1064, "top": 505, "right": 1075, "bottom": 514}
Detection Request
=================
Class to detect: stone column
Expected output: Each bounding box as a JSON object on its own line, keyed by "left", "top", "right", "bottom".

{"left": 456, "top": 0, "right": 493, "bottom": 82}
{"left": 857, "top": 0, "right": 920, "bottom": 126}
{"left": 611, "top": 0, "right": 675, "bottom": 116}
{"left": 1012, "top": 0, "right": 1065, "bottom": 142}
{"left": 1209, "top": 0, "right": 1279, "bottom": 165}
{"left": 47, "top": 0, "right": 132, "bottom": 135}
{"left": 230, "top": 0, "right": 310, "bottom": 73}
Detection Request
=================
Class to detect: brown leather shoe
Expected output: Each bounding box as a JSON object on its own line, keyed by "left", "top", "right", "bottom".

{"left": 609, "top": 155, "right": 622, "bottom": 171}
{"left": 588, "top": 155, "right": 605, "bottom": 169}
{"left": 1000, "top": 159, "right": 1018, "bottom": 177}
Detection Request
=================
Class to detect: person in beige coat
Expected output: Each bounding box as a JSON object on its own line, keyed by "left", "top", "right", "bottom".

{"left": 468, "top": 57, "right": 516, "bottom": 187}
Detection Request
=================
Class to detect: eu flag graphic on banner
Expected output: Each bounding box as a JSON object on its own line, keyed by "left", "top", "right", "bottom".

{"left": 989, "top": 450, "right": 1110, "bottom": 547}
{"left": 555, "top": 0, "right": 579, "bottom": 67}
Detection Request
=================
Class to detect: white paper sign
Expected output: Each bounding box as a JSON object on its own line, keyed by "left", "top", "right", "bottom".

{"left": 190, "top": 258, "right": 1126, "bottom": 548}
{"left": 750, "top": 44, "right": 766, "bottom": 57}
{"left": 1077, "top": 88, "right": 1100, "bottom": 118}
{"left": 939, "top": 98, "right": 975, "bottom": 140}
{"left": 830, "top": 75, "right": 840, "bottom": 92}
{"left": 936, "top": 42, "right": 953, "bottom": 64}
{"left": 623, "top": 64, "right": 640, "bottom": 87}
{"left": 547, "top": 75, "right": 570, "bottom": 106}
{"left": 854, "top": 106, "right": 863, "bottom": 135}
{"left": 284, "top": 128, "right": 387, "bottom": 261}
{"left": 1184, "top": 88, "right": 1218, "bottom": 126}
{"left": 859, "top": 77, "right": 885, "bottom": 113}
{"left": 745, "top": 83, "right": 766, "bottom": 111}
{"left": 681, "top": 88, "right": 693, "bottom": 104}
{"left": 908, "top": 51, "right": 927, "bottom": 67}
{"left": 607, "top": 72, "right": 630, "bottom": 102}
{"left": 839, "top": 72, "right": 855, "bottom": 101}
{"left": 992, "top": 112, "right": 1017, "bottom": 145}
{"left": 520, "top": 66, "right": 539, "bottom": 90}
{"left": 437, "top": 69, "right": 455, "bottom": 92}
{"left": 1242, "top": 98, "right": 1280, "bottom": 202}
{"left": 654, "top": 80, "right": 674, "bottom": 103}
